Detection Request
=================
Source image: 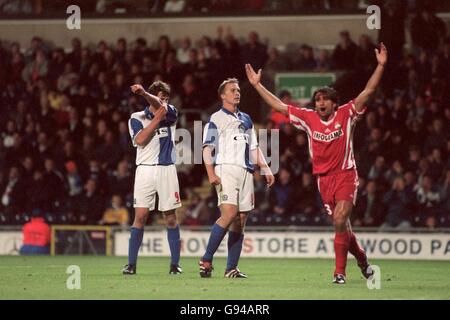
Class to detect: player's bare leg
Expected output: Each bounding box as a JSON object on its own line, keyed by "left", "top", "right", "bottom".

{"left": 200, "top": 204, "right": 238, "bottom": 277}
{"left": 163, "top": 209, "right": 182, "bottom": 274}
{"left": 332, "top": 201, "right": 352, "bottom": 284}
{"left": 225, "top": 213, "right": 249, "bottom": 278}
{"left": 133, "top": 207, "right": 150, "bottom": 229}
{"left": 217, "top": 203, "right": 240, "bottom": 228}
{"left": 346, "top": 220, "right": 374, "bottom": 279}
{"left": 123, "top": 207, "right": 149, "bottom": 275}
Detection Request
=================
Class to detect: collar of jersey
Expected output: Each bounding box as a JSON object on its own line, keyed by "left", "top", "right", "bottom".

{"left": 319, "top": 110, "right": 337, "bottom": 126}
{"left": 221, "top": 107, "right": 241, "bottom": 118}
{"left": 144, "top": 106, "right": 154, "bottom": 120}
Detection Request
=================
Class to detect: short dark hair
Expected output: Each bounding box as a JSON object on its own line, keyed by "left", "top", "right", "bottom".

{"left": 218, "top": 78, "right": 239, "bottom": 97}
{"left": 311, "top": 86, "right": 339, "bottom": 105}
{"left": 148, "top": 81, "right": 170, "bottom": 96}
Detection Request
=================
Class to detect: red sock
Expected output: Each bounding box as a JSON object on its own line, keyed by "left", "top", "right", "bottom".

{"left": 348, "top": 232, "right": 367, "bottom": 267}
{"left": 334, "top": 231, "right": 350, "bottom": 276}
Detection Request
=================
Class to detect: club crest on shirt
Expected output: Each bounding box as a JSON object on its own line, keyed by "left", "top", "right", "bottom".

{"left": 335, "top": 123, "right": 341, "bottom": 130}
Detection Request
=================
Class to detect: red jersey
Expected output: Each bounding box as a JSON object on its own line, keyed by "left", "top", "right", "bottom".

{"left": 23, "top": 217, "right": 51, "bottom": 246}
{"left": 288, "top": 100, "right": 366, "bottom": 176}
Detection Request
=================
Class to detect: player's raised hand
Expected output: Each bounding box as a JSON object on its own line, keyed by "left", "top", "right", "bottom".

{"left": 245, "top": 64, "right": 262, "bottom": 87}
{"left": 130, "top": 84, "right": 146, "bottom": 96}
{"left": 375, "top": 42, "right": 388, "bottom": 66}
{"left": 208, "top": 173, "right": 221, "bottom": 186}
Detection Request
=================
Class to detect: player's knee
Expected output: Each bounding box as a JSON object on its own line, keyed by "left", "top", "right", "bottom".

{"left": 221, "top": 210, "right": 237, "bottom": 225}
{"left": 333, "top": 212, "right": 347, "bottom": 227}
{"left": 229, "top": 218, "right": 242, "bottom": 233}
{"left": 133, "top": 213, "right": 148, "bottom": 228}
{"left": 166, "top": 216, "right": 177, "bottom": 228}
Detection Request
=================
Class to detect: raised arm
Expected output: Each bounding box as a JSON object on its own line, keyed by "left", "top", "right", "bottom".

{"left": 245, "top": 64, "right": 289, "bottom": 115}
{"left": 130, "top": 84, "right": 165, "bottom": 109}
{"left": 134, "top": 106, "right": 167, "bottom": 146}
{"left": 354, "top": 43, "right": 388, "bottom": 112}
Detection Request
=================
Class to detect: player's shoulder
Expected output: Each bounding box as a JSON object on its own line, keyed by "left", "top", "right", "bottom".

{"left": 238, "top": 110, "right": 252, "bottom": 121}
{"left": 167, "top": 104, "right": 178, "bottom": 114}
{"left": 130, "top": 110, "right": 146, "bottom": 121}
{"left": 208, "top": 109, "right": 224, "bottom": 124}
{"left": 337, "top": 99, "right": 356, "bottom": 110}
{"left": 289, "top": 105, "right": 316, "bottom": 119}
{"left": 238, "top": 111, "right": 254, "bottom": 127}
{"left": 291, "top": 104, "right": 315, "bottom": 112}
{"left": 337, "top": 100, "right": 358, "bottom": 116}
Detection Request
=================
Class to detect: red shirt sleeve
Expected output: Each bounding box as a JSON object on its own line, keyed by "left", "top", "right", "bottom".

{"left": 288, "top": 105, "right": 314, "bottom": 132}
{"left": 337, "top": 100, "right": 367, "bottom": 119}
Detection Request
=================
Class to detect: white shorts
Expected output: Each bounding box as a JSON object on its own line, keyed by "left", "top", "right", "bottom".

{"left": 214, "top": 164, "right": 254, "bottom": 212}
{"left": 133, "top": 164, "right": 182, "bottom": 211}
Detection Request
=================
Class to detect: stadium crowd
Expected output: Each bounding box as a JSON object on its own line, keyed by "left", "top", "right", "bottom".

{"left": 0, "top": 2, "right": 449, "bottom": 229}
{"left": 1, "top": 0, "right": 450, "bottom": 16}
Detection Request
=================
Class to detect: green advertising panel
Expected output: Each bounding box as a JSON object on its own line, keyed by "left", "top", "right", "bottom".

{"left": 275, "top": 73, "right": 336, "bottom": 104}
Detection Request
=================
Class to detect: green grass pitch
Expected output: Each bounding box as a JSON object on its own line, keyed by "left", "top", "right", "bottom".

{"left": 0, "top": 256, "right": 449, "bottom": 299}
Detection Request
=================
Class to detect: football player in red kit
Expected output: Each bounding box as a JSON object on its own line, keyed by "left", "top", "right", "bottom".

{"left": 246, "top": 43, "right": 388, "bottom": 284}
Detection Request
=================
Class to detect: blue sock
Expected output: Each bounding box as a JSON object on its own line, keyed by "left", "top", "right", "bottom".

{"left": 226, "top": 231, "right": 244, "bottom": 270}
{"left": 128, "top": 227, "right": 144, "bottom": 265}
{"left": 167, "top": 225, "right": 181, "bottom": 265}
{"left": 202, "top": 223, "right": 227, "bottom": 262}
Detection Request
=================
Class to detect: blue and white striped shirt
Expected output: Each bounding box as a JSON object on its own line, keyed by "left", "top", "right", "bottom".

{"left": 128, "top": 105, "right": 177, "bottom": 165}
{"left": 203, "top": 107, "right": 258, "bottom": 172}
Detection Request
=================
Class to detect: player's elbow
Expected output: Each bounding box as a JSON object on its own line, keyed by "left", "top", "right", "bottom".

{"left": 274, "top": 102, "right": 289, "bottom": 115}
{"left": 134, "top": 134, "right": 147, "bottom": 147}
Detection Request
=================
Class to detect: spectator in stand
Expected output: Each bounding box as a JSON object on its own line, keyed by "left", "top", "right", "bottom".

{"left": 19, "top": 210, "right": 51, "bottom": 255}
{"left": 22, "top": 49, "right": 48, "bottom": 85}
{"left": 269, "top": 90, "right": 292, "bottom": 129}
{"left": 99, "top": 194, "right": 129, "bottom": 226}
{"left": 176, "top": 37, "right": 192, "bottom": 64}
{"left": 269, "top": 168, "right": 295, "bottom": 217}
{"left": 263, "top": 47, "right": 289, "bottom": 91}
{"left": 293, "top": 172, "right": 318, "bottom": 216}
{"left": 293, "top": 44, "right": 317, "bottom": 71}
{"left": 414, "top": 175, "right": 441, "bottom": 229}
{"left": 240, "top": 31, "right": 268, "bottom": 74}
{"left": 381, "top": 177, "right": 413, "bottom": 230}
{"left": 65, "top": 160, "right": 83, "bottom": 197}
{"left": 108, "top": 159, "right": 133, "bottom": 202}
{"left": 354, "top": 35, "right": 377, "bottom": 76}
{"left": 315, "top": 49, "right": 331, "bottom": 72}
{"left": 331, "top": 30, "right": 357, "bottom": 70}
{"left": 75, "top": 179, "right": 105, "bottom": 224}
{"left": 1, "top": 166, "right": 26, "bottom": 216}
{"left": 182, "top": 192, "right": 209, "bottom": 226}
{"left": 424, "top": 119, "right": 447, "bottom": 153}
{"left": 378, "top": 0, "right": 406, "bottom": 65}
{"left": 353, "top": 180, "right": 383, "bottom": 227}
{"left": 410, "top": 5, "right": 447, "bottom": 55}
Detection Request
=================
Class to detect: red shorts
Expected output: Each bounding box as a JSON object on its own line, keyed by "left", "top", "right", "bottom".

{"left": 317, "top": 170, "right": 359, "bottom": 215}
